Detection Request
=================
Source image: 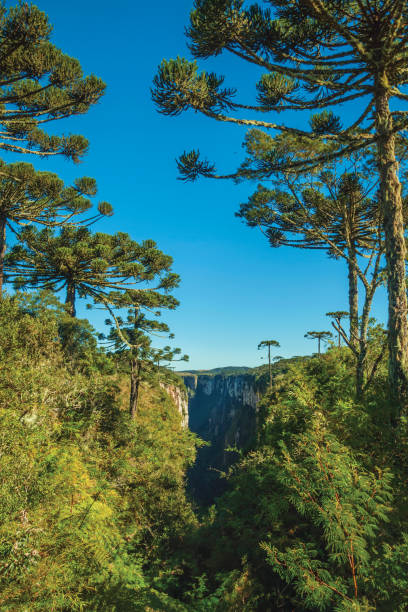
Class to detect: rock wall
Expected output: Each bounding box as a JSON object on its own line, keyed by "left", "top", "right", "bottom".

{"left": 183, "top": 373, "right": 261, "bottom": 504}
{"left": 160, "top": 383, "right": 189, "bottom": 428}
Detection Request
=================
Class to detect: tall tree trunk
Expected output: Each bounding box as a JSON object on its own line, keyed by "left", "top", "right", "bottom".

{"left": 0, "top": 216, "right": 6, "bottom": 299}
{"left": 356, "top": 347, "right": 366, "bottom": 400}
{"left": 268, "top": 344, "right": 272, "bottom": 387}
{"left": 375, "top": 89, "right": 408, "bottom": 410}
{"left": 65, "top": 281, "right": 76, "bottom": 317}
{"left": 318, "top": 337, "right": 321, "bottom": 356}
{"left": 129, "top": 358, "right": 141, "bottom": 419}
{"left": 356, "top": 293, "right": 371, "bottom": 400}
{"left": 356, "top": 251, "right": 384, "bottom": 398}
{"left": 347, "top": 245, "right": 359, "bottom": 350}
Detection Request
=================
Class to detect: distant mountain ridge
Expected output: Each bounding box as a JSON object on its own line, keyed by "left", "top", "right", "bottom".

{"left": 178, "top": 356, "right": 306, "bottom": 378}
{"left": 178, "top": 366, "right": 252, "bottom": 376}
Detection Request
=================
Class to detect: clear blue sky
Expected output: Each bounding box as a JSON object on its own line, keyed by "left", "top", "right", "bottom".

{"left": 5, "top": 0, "right": 387, "bottom": 369}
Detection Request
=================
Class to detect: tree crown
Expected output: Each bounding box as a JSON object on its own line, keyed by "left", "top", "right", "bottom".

{"left": 0, "top": 2, "right": 106, "bottom": 161}
{"left": 258, "top": 339, "right": 280, "bottom": 349}
{"left": 152, "top": 0, "right": 408, "bottom": 179}
{"left": 0, "top": 161, "right": 112, "bottom": 227}
{"left": 5, "top": 227, "right": 179, "bottom": 309}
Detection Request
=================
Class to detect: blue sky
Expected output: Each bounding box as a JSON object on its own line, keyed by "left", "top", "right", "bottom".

{"left": 5, "top": 0, "right": 388, "bottom": 369}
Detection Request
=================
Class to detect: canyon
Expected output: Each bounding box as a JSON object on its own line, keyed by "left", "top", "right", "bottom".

{"left": 181, "top": 369, "right": 263, "bottom": 504}
{"left": 175, "top": 359, "right": 303, "bottom": 504}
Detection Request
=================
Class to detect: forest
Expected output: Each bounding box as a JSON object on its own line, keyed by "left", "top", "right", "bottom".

{"left": 1, "top": 1, "right": 408, "bottom": 610}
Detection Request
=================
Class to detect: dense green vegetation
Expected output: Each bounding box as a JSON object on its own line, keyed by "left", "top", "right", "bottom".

{"left": 4, "top": 290, "right": 408, "bottom": 609}
{"left": 2, "top": 1, "right": 408, "bottom": 610}
{"left": 0, "top": 4, "right": 197, "bottom": 609}
{"left": 0, "top": 292, "right": 198, "bottom": 610}
{"left": 183, "top": 351, "right": 408, "bottom": 611}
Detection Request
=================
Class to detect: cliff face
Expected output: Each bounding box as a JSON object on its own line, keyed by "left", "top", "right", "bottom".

{"left": 160, "top": 383, "right": 189, "bottom": 428}
{"left": 183, "top": 373, "right": 260, "bottom": 504}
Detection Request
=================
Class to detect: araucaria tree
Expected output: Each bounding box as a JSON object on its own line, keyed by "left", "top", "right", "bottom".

{"left": 0, "top": 162, "right": 112, "bottom": 296}
{"left": 326, "top": 311, "right": 350, "bottom": 348}
{"left": 105, "top": 304, "right": 187, "bottom": 419}
{"left": 0, "top": 3, "right": 105, "bottom": 160}
{"left": 5, "top": 228, "right": 173, "bottom": 318}
{"left": 258, "top": 339, "right": 280, "bottom": 387}
{"left": 152, "top": 0, "right": 408, "bottom": 410}
{"left": 237, "top": 142, "right": 389, "bottom": 397}
{"left": 237, "top": 139, "right": 387, "bottom": 349}
{"left": 100, "top": 247, "right": 185, "bottom": 418}
{"left": 305, "top": 331, "right": 332, "bottom": 356}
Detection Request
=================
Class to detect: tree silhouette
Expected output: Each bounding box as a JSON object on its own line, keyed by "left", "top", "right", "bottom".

{"left": 152, "top": 0, "right": 408, "bottom": 408}
{"left": 0, "top": 162, "right": 112, "bottom": 297}
{"left": 258, "top": 339, "right": 280, "bottom": 387}
{"left": 326, "top": 312, "right": 350, "bottom": 348}
{"left": 0, "top": 3, "right": 105, "bottom": 161}
{"left": 305, "top": 331, "right": 332, "bottom": 357}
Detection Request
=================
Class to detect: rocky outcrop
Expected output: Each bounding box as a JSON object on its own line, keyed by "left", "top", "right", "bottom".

{"left": 160, "top": 383, "right": 189, "bottom": 428}
{"left": 182, "top": 373, "right": 262, "bottom": 504}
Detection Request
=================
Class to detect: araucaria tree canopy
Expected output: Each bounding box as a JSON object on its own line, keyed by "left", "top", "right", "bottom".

{"left": 152, "top": 0, "right": 408, "bottom": 411}
{"left": 0, "top": 2, "right": 105, "bottom": 160}
{"left": 258, "top": 338, "right": 280, "bottom": 387}
{"left": 305, "top": 330, "right": 333, "bottom": 356}
{"left": 5, "top": 228, "right": 178, "bottom": 318}
{"left": 238, "top": 139, "right": 391, "bottom": 397}
{"left": 0, "top": 162, "right": 112, "bottom": 296}
{"left": 105, "top": 305, "right": 187, "bottom": 418}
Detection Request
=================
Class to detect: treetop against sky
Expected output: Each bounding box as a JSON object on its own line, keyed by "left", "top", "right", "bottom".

{"left": 1, "top": 0, "right": 388, "bottom": 370}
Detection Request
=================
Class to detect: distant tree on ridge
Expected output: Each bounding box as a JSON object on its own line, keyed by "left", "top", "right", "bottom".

{"left": 305, "top": 331, "right": 332, "bottom": 357}
{"left": 258, "top": 339, "right": 280, "bottom": 387}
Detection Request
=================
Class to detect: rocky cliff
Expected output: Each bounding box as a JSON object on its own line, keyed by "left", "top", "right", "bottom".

{"left": 179, "top": 358, "right": 305, "bottom": 504}
{"left": 160, "top": 382, "right": 189, "bottom": 428}
{"left": 182, "top": 372, "right": 262, "bottom": 504}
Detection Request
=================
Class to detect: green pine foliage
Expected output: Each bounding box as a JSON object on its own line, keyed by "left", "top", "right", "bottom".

{"left": 0, "top": 2, "right": 105, "bottom": 161}
{"left": 172, "top": 349, "right": 408, "bottom": 612}
{"left": 0, "top": 161, "right": 112, "bottom": 295}
{"left": 5, "top": 227, "right": 175, "bottom": 317}
{"left": 104, "top": 305, "right": 188, "bottom": 418}
{"left": 254, "top": 353, "right": 408, "bottom": 611}
{"left": 3, "top": 285, "right": 408, "bottom": 611}
{"left": 0, "top": 292, "right": 197, "bottom": 610}
{"left": 151, "top": 0, "right": 408, "bottom": 408}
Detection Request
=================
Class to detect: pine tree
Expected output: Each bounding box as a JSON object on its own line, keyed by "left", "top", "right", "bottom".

{"left": 237, "top": 137, "right": 389, "bottom": 350}
{"left": 5, "top": 228, "right": 175, "bottom": 318}
{"left": 326, "top": 311, "right": 349, "bottom": 348}
{"left": 105, "top": 307, "right": 187, "bottom": 418}
{"left": 152, "top": 0, "right": 408, "bottom": 409}
{"left": 258, "top": 339, "right": 280, "bottom": 387}
{"left": 238, "top": 137, "right": 392, "bottom": 397}
{"left": 103, "top": 266, "right": 185, "bottom": 418}
{"left": 109, "top": 312, "right": 157, "bottom": 419}
{"left": 305, "top": 330, "right": 332, "bottom": 356}
{"left": 0, "top": 161, "right": 112, "bottom": 297}
{"left": 326, "top": 309, "right": 388, "bottom": 398}
{"left": 0, "top": 2, "right": 105, "bottom": 161}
